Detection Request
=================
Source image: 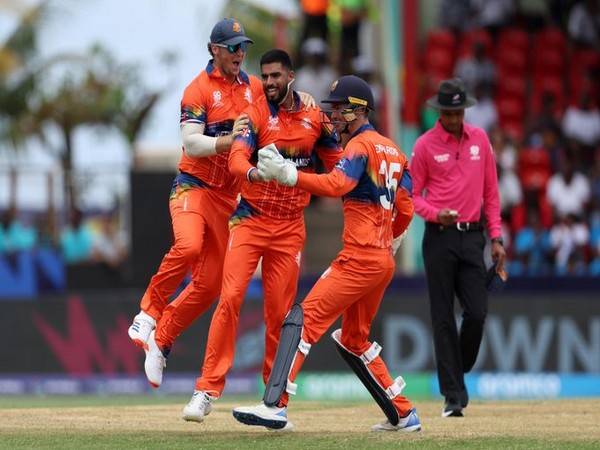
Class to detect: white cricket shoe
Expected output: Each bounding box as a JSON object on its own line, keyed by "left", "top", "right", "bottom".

{"left": 182, "top": 391, "right": 214, "bottom": 423}
{"left": 144, "top": 330, "right": 166, "bottom": 388}
{"left": 128, "top": 311, "right": 156, "bottom": 350}
{"left": 232, "top": 402, "right": 289, "bottom": 430}
{"left": 371, "top": 408, "right": 422, "bottom": 432}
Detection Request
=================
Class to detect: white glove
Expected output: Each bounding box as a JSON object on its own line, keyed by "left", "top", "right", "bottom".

{"left": 392, "top": 230, "right": 408, "bottom": 256}
{"left": 257, "top": 145, "right": 298, "bottom": 186}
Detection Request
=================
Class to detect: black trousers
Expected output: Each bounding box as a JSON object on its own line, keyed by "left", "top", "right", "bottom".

{"left": 422, "top": 223, "right": 488, "bottom": 407}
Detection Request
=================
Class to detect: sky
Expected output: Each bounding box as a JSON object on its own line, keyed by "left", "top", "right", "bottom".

{"left": 0, "top": 0, "right": 298, "bottom": 209}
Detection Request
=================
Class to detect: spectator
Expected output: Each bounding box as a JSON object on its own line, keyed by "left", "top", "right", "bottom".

{"left": 295, "top": 37, "right": 337, "bottom": 105}
{"left": 338, "top": 0, "right": 368, "bottom": 73}
{"left": 547, "top": 157, "right": 591, "bottom": 219}
{"left": 60, "top": 207, "right": 94, "bottom": 264}
{"left": 562, "top": 92, "right": 600, "bottom": 168}
{"left": 297, "top": 0, "right": 330, "bottom": 66}
{"left": 567, "top": 0, "right": 600, "bottom": 48}
{"left": 471, "top": 0, "right": 515, "bottom": 36}
{"left": 351, "top": 55, "right": 382, "bottom": 129}
{"left": 511, "top": 208, "right": 552, "bottom": 275}
{"left": 498, "top": 163, "right": 522, "bottom": 218}
{"left": 515, "top": 0, "right": 550, "bottom": 30}
{"left": 454, "top": 43, "right": 497, "bottom": 94}
{"left": 490, "top": 126, "right": 517, "bottom": 172}
{"left": 539, "top": 125, "right": 566, "bottom": 174}
{"left": 0, "top": 205, "right": 37, "bottom": 253}
{"left": 464, "top": 83, "right": 498, "bottom": 132}
{"left": 438, "top": 0, "right": 471, "bottom": 32}
{"left": 91, "top": 214, "right": 128, "bottom": 269}
{"left": 527, "top": 92, "right": 562, "bottom": 143}
{"left": 550, "top": 214, "right": 589, "bottom": 275}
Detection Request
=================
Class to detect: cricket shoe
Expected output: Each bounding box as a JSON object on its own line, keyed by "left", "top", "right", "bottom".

{"left": 182, "top": 391, "right": 214, "bottom": 423}
{"left": 128, "top": 311, "right": 156, "bottom": 350}
{"left": 442, "top": 401, "right": 464, "bottom": 417}
{"left": 232, "top": 402, "right": 289, "bottom": 430}
{"left": 371, "top": 408, "right": 422, "bottom": 432}
{"left": 144, "top": 330, "right": 167, "bottom": 388}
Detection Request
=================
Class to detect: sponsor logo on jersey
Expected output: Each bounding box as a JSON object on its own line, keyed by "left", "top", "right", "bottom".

{"left": 244, "top": 87, "right": 252, "bottom": 103}
{"left": 434, "top": 153, "right": 450, "bottom": 163}
{"left": 301, "top": 117, "right": 312, "bottom": 129}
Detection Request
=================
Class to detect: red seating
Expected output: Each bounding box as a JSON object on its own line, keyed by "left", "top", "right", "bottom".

{"left": 531, "top": 76, "right": 565, "bottom": 115}
{"left": 517, "top": 146, "right": 552, "bottom": 192}
{"left": 532, "top": 48, "right": 565, "bottom": 78}
{"left": 424, "top": 47, "right": 454, "bottom": 77}
{"left": 496, "top": 48, "right": 528, "bottom": 75}
{"left": 533, "top": 27, "right": 567, "bottom": 54}
{"left": 425, "top": 29, "right": 456, "bottom": 52}
{"left": 501, "top": 119, "right": 525, "bottom": 143}
{"left": 497, "top": 75, "right": 527, "bottom": 103}
{"left": 497, "top": 28, "right": 530, "bottom": 54}
{"left": 458, "top": 28, "right": 494, "bottom": 58}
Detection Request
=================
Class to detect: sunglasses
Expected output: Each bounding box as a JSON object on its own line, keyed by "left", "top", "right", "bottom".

{"left": 214, "top": 42, "right": 249, "bottom": 54}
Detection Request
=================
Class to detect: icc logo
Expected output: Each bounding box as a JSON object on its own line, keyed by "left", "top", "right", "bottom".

{"left": 470, "top": 145, "right": 480, "bottom": 160}
{"left": 267, "top": 116, "right": 280, "bottom": 130}
{"left": 213, "top": 90, "right": 223, "bottom": 106}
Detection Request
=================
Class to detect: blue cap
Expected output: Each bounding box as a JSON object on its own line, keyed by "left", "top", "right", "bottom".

{"left": 322, "top": 75, "right": 375, "bottom": 110}
{"left": 210, "top": 18, "right": 253, "bottom": 46}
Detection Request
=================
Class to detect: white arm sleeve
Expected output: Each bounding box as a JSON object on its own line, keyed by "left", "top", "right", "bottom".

{"left": 181, "top": 122, "right": 218, "bottom": 157}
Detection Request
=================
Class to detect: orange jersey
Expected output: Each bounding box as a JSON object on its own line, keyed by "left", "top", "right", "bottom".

{"left": 179, "top": 61, "right": 263, "bottom": 198}
{"left": 296, "top": 124, "right": 414, "bottom": 249}
{"left": 229, "top": 92, "right": 342, "bottom": 220}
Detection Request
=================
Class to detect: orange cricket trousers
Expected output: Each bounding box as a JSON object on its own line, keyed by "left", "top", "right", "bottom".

{"left": 195, "top": 214, "right": 306, "bottom": 396}
{"left": 140, "top": 184, "right": 237, "bottom": 349}
{"left": 282, "top": 245, "right": 413, "bottom": 415}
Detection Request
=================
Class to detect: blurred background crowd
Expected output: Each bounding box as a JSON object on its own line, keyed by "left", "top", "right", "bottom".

{"left": 1, "top": 0, "right": 600, "bottom": 285}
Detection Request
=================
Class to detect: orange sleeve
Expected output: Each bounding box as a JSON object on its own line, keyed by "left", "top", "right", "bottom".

{"left": 314, "top": 112, "right": 343, "bottom": 171}
{"left": 229, "top": 105, "right": 261, "bottom": 180}
{"left": 392, "top": 161, "right": 414, "bottom": 237}
{"left": 392, "top": 188, "right": 414, "bottom": 237}
{"left": 296, "top": 166, "right": 358, "bottom": 197}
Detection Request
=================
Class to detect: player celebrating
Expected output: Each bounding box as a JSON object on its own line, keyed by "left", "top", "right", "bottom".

{"left": 126, "top": 18, "right": 262, "bottom": 387}
{"left": 180, "top": 49, "right": 342, "bottom": 422}
{"left": 232, "top": 75, "right": 421, "bottom": 432}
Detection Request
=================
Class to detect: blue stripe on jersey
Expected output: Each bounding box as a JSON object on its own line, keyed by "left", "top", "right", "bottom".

{"left": 399, "top": 168, "right": 413, "bottom": 196}
{"left": 173, "top": 172, "right": 208, "bottom": 189}
{"left": 335, "top": 155, "right": 367, "bottom": 180}
{"left": 230, "top": 197, "right": 257, "bottom": 224}
{"left": 205, "top": 119, "right": 234, "bottom": 137}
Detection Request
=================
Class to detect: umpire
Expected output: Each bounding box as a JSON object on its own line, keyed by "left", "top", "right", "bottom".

{"left": 410, "top": 78, "right": 506, "bottom": 417}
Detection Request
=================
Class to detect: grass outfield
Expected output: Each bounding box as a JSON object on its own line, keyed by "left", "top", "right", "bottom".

{"left": 0, "top": 396, "right": 598, "bottom": 449}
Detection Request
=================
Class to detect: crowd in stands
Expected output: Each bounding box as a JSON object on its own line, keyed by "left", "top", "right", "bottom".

{"left": 422, "top": 0, "right": 600, "bottom": 276}
{"left": 0, "top": 204, "right": 127, "bottom": 270}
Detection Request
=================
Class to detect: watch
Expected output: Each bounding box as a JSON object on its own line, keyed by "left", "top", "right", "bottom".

{"left": 491, "top": 237, "right": 504, "bottom": 246}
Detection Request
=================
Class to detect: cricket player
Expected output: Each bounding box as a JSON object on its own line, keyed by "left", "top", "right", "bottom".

{"left": 231, "top": 75, "right": 421, "bottom": 432}
{"left": 180, "top": 49, "right": 342, "bottom": 422}
{"left": 126, "top": 18, "right": 262, "bottom": 386}
{"left": 130, "top": 20, "right": 317, "bottom": 388}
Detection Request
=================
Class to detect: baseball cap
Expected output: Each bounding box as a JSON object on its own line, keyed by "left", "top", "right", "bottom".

{"left": 210, "top": 18, "right": 253, "bottom": 46}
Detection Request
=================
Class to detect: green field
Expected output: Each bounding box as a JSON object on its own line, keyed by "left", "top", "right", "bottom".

{"left": 0, "top": 396, "right": 598, "bottom": 449}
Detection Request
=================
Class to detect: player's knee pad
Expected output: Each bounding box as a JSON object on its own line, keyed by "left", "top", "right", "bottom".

{"left": 331, "top": 328, "right": 405, "bottom": 426}
{"left": 263, "top": 303, "right": 309, "bottom": 406}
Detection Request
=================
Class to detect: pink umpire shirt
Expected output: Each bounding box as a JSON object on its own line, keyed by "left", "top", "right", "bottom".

{"left": 410, "top": 120, "right": 502, "bottom": 239}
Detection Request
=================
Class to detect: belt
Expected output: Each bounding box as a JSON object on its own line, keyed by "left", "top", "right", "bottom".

{"left": 426, "top": 221, "right": 482, "bottom": 231}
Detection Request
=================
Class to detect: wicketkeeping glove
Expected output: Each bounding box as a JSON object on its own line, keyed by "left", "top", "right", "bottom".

{"left": 257, "top": 145, "right": 298, "bottom": 186}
